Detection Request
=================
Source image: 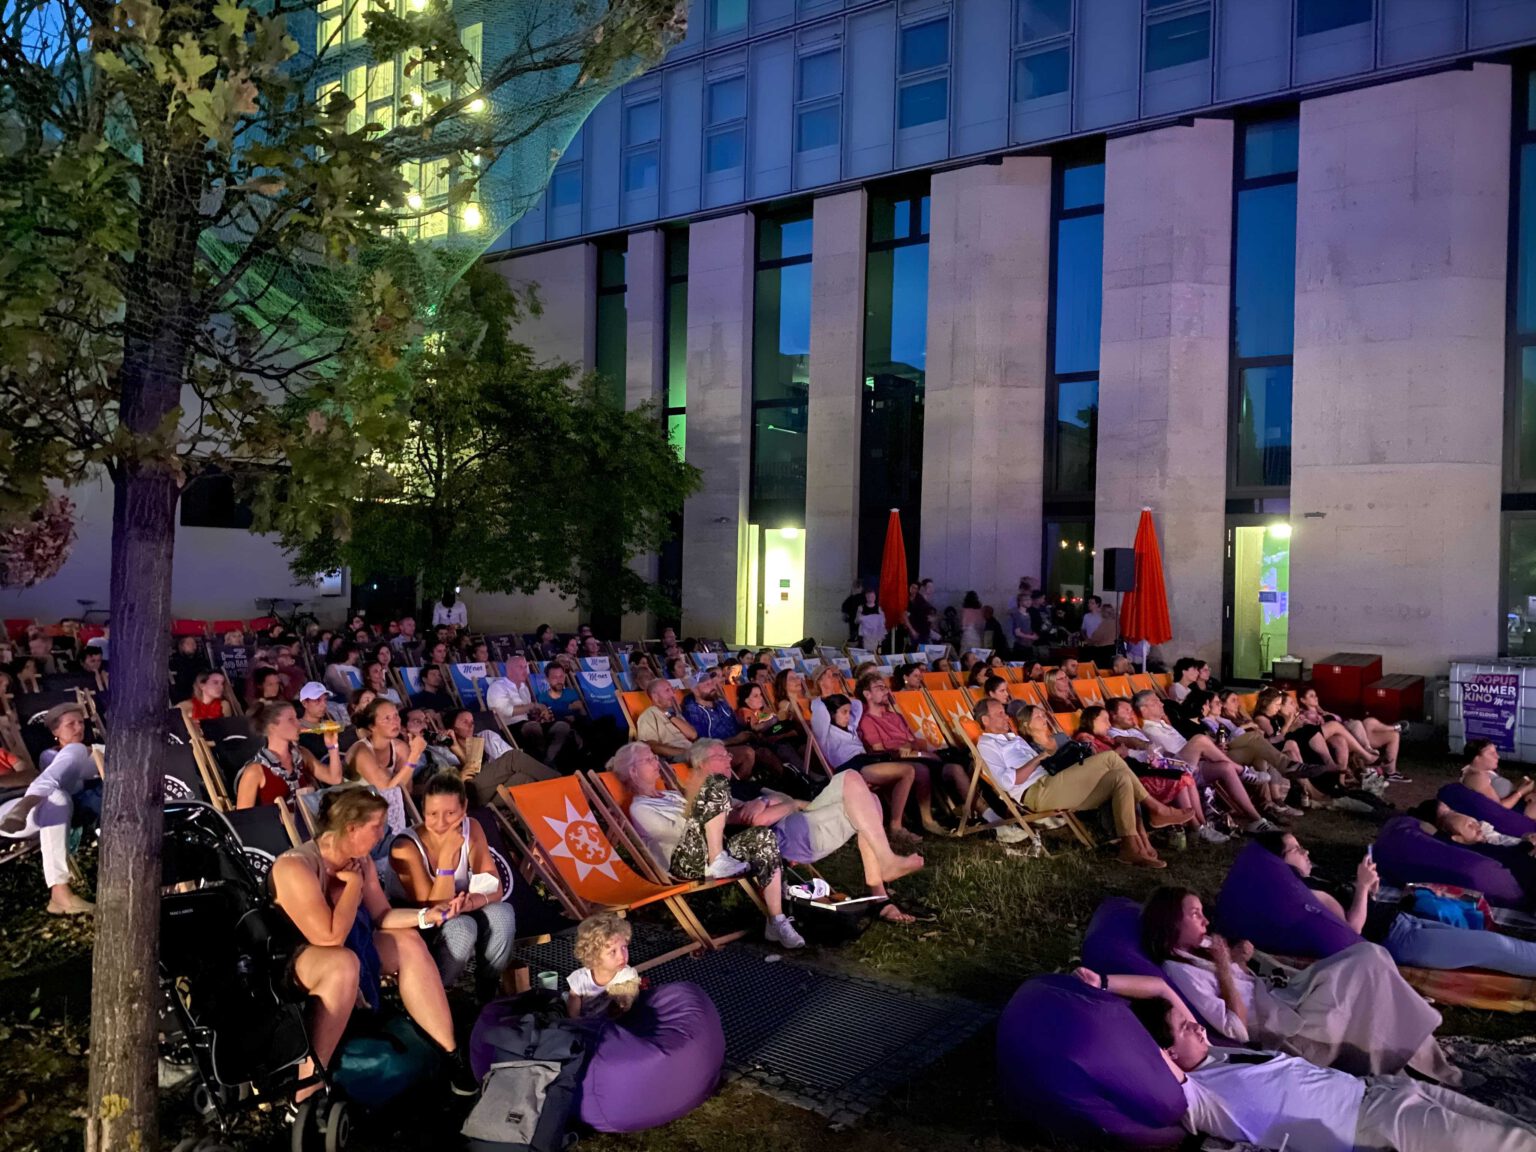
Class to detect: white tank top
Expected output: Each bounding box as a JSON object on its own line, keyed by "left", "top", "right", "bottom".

{"left": 399, "top": 817, "right": 471, "bottom": 894}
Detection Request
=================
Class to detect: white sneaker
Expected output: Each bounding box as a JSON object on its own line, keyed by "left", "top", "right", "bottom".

{"left": 1196, "top": 823, "right": 1230, "bottom": 845}
{"left": 1243, "top": 817, "right": 1282, "bottom": 834}
{"left": 995, "top": 824, "right": 1032, "bottom": 844}
{"left": 981, "top": 809, "right": 1004, "bottom": 826}
{"left": 766, "top": 914, "right": 805, "bottom": 949}
{"left": 1241, "top": 768, "right": 1272, "bottom": 785}
{"left": 705, "top": 852, "right": 750, "bottom": 879}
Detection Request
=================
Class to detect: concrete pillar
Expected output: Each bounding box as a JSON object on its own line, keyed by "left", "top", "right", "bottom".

{"left": 622, "top": 229, "right": 666, "bottom": 639}
{"left": 921, "top": 157, "right": 1053, "bottom": 613}
{"left": 492, "top": 242, "right": 596, "bottom": 368}
{"left": 805, "top": 189, "right": 868, "bottom": 643}
{"left": 681, "top": 213, "right": 755, "bottom": 642}
{"left": 1289, "top": 65, "right": 1510, "bottom": 677}
{"left": 1097, "top": 120, "right": 1234, "bottom": 665}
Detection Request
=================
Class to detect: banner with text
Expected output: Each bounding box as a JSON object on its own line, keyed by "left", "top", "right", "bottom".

{"left": 1464, "top": 672, "right": 1519, "bottom": 752}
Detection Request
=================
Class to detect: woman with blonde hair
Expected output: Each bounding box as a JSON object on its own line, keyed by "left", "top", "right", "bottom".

{"left": 235, "top": 699, "right": 342, "bottom": 809}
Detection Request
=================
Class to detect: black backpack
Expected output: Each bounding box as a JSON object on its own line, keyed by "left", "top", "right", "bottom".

{"left": 462, "top": 1009, "right": 596, "bottom": 1152}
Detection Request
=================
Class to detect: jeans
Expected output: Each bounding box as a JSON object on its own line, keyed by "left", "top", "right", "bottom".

{"left": 430, "top": 903, "right": 517, "bottom": 998}
{"left": 1384, "top": 913, "right": 1536, "bottom": 977}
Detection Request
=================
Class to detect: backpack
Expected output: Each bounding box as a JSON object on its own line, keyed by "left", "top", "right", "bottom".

{"left": 463, "top": 1010, "right": 595, "bottom": 1152}
{"left": 332, "top": 1012, "right": 441, "bottom": 1108}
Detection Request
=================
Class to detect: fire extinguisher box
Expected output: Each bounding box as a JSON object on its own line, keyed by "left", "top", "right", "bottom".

{"left": 1364, "top": 674, "right": 1425, "bottom": 725}
{"left": 1314, "top": 653, "right": 1384, "bottom": 717}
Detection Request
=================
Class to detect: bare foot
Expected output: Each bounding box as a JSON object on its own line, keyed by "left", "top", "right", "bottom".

{"left": 880, "top": 852, "right": 925, "bottom": 883}
{"left": 920, "top": 819, "right": 951, "bottom": 837}
{"left": 878, "top": 902, "right": 916, "bottom": 923}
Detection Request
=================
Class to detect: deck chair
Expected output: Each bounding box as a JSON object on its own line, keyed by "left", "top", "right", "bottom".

{"left": 792, "top": 697, "right": 838, "bottom": 778}
{"left": 1054, "top": 710, "right": 1081, "bottom": 736}
{"left": 162, "top": 739, "right": 211, "bottom": 804}
{"left": 1151, "top": 672, "right": 1173, "bottom": 695}
{"left": 1099, "top": 674, "right": 1133, "bottom": 700}
{"left": 493, "top": 777, "right": 733, "bottom": 966}
{"left": 223, "top": 799, "right": 304, "bottom": 874}
{"left": 572, "top": 668, "right": 629, "bottom": 730}
{"left": 1072, "top": 678, "right": 1107, "bottom": 708}
{"left": 948, "top": 714, "right": 1096, "bottom": 850}
{"left": 449, "top": 662, "right": 494, "bottom": 707}
{"left": 890, "top": 689, "right": 955, "bottom": 754}
{"left": 619, "top": 690, "right": 654, "bottom": 739}
{"left": 1238, "top": 692, "right": 1261, "bottom": 717}
{"left": 1129, "top": 672, "right": 1164, "bottom": 700}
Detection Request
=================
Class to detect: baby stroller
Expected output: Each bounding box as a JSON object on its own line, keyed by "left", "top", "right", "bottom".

{"left": 158, "top": 801, "right": 350, "bottom": 1152}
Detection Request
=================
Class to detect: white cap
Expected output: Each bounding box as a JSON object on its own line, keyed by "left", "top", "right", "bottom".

{"left": 298, "top": 681, "right": 329, "bottom": 702}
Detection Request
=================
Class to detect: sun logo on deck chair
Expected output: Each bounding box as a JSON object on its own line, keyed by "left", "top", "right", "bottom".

{"left": 544, "top": 797, "right": 618, "bottom": 881}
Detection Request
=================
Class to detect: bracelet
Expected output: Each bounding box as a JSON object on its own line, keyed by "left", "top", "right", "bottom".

{"left": 417, "top": 908, "right": 430, "bottom": 930}
{"left": 436, "top": 868, "right": 456, "bottom": 877}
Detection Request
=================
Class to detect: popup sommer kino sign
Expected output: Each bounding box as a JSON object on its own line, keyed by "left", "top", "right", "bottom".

{"left": 1463, "top": 672, "right": 1520, "bottom": 753}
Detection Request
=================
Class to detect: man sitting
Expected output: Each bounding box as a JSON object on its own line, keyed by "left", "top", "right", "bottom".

{"left": 1129, "top": 693, "right": 1281, "bottom": 834}
{"left": 410, "top": 664, "right": 457, "bottom": 718}
{"left": 0, "top": 703, "right": 100, "bottom": 914}
{"left": 972, "top": 697, "right": 1188, "bottom": 869}
{"left": 679, "top": 670, "right": 757, "bottom": 777}
{"left": 1117, "top": 992, "right": 1536, "bottom": 1152}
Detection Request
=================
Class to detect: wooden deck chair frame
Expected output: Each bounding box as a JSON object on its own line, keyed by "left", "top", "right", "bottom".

{"left": 791, "top": 697, "right": 838, "bottom": 779}
{"left": 492, "top": 780, "right": 729, "bottom": 968}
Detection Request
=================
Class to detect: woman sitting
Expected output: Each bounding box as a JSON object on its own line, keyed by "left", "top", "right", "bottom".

{"left": 1460, "top": 738, "right": 1536, "bottom": 820}
{"left": 269, "top": 786, "right": 477, "bottom": 1098}
{"left": 1139, "top": 885, "right": 1461, "bottom": 1083}
{"left": 733, "top": 681, "right": 804, "bottom": 781}
{"left": 345, "top": 699, "right": 423, "bottom": 840}
{"left": 1074, "top": 705, "right": 1207, "bottom": 836}
{"left": 389, "top": 772, "right": 516, "bottom": 1001}
{"left": 1258, "top": 830, "right": 1536, "bottom": 977}
{"left": 1292, "top": 687, "right": 1379, "bottom": 777}
{"left": 1045, "top": 669, "right": 1080, "bottom": 713}
{"left": 235, "top": 700, "right": 342, "bottom": 809}
{"left": 808, "top": 668, "right": 919, "bottom": 845}
{"left": 361, "top": 661, "right": 402, "bottom": 706}
{"left": 611, "top": 742, "right": 805, "bottom": 950}
{"left": 181, "top": 670, "right": 233, "bottom": 726}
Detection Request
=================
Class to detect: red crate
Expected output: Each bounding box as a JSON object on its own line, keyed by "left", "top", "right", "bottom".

{"left": 1364, "top": 674, "right": 1425, "bottom": 725}
{"left": 1313, "top": 652, "right": 1383, "bottom": 717}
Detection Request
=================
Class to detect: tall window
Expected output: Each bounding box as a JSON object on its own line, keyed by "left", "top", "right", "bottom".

{"left": 751, "top": 211, "right": 813, "bottom": 525}
{"left": 1014, "top": 0, "right": 1072, "bottom": 103}
{"left": 622, "top": 99, "right": 660, "bottom": 193}
{"left": 897, "top": 17, "right": 949, "bottom": 129}
{"left": 1503, "top": 72, "right": 1536, "bottom": 655}
{"left": 1044, "top": 154, "right": 1105, "bottom": 599}
{"left": 595, "top": 240, "right": 627, "bottom": 409}
{"left": 704, "top": 75, "right": 746, "bottom": 174}
{"left": 1229, "top": 116, "right": 1299, "bottom": 495}
{"left": 1144, "top": 1, "right": 1210, "bottom": 72}
{"left": 860, "top": 187, "right": 930, "bottom": 580}
{"left": 795, "top": 49, "right": 841, "bottom": 153}
{"left": 658, "top": 229, "right": 689, "bottom": 623}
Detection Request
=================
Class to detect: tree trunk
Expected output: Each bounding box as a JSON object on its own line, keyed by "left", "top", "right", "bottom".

{"left": 84, "top": 461, "right": 178, "bottom": 1152}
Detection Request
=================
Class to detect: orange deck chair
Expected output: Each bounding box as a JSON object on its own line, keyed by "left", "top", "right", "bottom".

{"left": 947, "top": 711, "right": 1097, "bottom": 850}
{"left": 1072, "top": 678, "right": 1107, "bottom": 708}
{"left": 1099, "top": 674, "right": 1133, "bottom": 700}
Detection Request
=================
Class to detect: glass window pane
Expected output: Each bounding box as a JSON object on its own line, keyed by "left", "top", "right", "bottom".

{"left": 623, "top": 148, "right": 658, "bottom": 192}
{"left": 550, "top": 167, "right": 580, "bottom": 209}
{"left": 626, "top": 100, "right": 660, "bottom": 145}
{"left": 667, "top": 413, "right": 686, "bottom": 461}
{"left": 1297, "top": 0, "right": 1372, "bottom": 37}
{"left": 1234, "top": 183, "right": 1297, "bottom": 359}
{"left": 711, "top": 0, "right": 746, "bottom": 34}
{"left": 1061, "top": 161, "right": 1105, "bottom": 210}
{"left": 752, "top": 403, "right": 808, "bottom": 514}
{"left": 900, "top": 18, "right": 949, "bottom": 74}
{"left": 1146, "top": 0, "right": 1189, "bottom": 8}
{"left": 1053, "top": 213, "right": 1104, "bottom": 376}
{"left": 1521, "top": 347, "right": 1536, "bottom": 484}
{"left": 919, "top": 195, "right": 930, "bottom": 236}
{"left": 1045, "top": 520, "right": 1094, "bottom": 600}
{"left": 1505, "top": 515, "right": 1536, "bottom": 656}
{"left": 666, "top": 230, "right": 690, "bottom": 280}
{"left": 708, "top": 76, "right": 746, "bottom": 125}
{"left": 1053, "top": 378, "right": 1098, "bottom": 494}
{"left": 595, "top": 292, "right": 627, "bottom": 408}
{"left": 798, "top": 51, "right": 841, "bottom": 101}
{"left": 898, "top": 78, "right": 947, "bottom": 128}
{"left": 1527, "top": 72, "right": 1536, "bottom": 134}
{"left": 864, "top": 243, "right": 930, "bottom": 379}
{"left": 1145, "top": 11, "right": 1210, "bottom": 72}
{"left": 758, "top": 213, "right": 813, "bottom": 262}
{"left": 705, "top": 127, "right": 744, "bottom": 173}
{"left": 598, "top": 244, "right": 626, "bottom": 289}
{"left": 667, "top": 280, "right": 688, "bottom": 409}
{"left": 753, "top": 263, "right": 812, "bottom": 403}
{"left": 1519, "top": 146, "right": 1536, "bottom": 336}
{"left": 1018, "top": 0, "right": 1072, "bottom": 43}
{"left": 1243, "top": 118, "right": 1299, "bottom": 180}
{"left": 796, "top": 103, "right": 840, "bottom": 151}
{"left": 1234, "top": 365, "right": 1293, "bottom": 489}
{"left": 1014, "top": 48, "right": 1070, "bottom": 101}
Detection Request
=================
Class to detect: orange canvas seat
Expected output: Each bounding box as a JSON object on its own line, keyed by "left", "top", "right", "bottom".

{"left": 1072, "top": 678, "right": 1106, "bottom": 708}
{"left": 949, "top": 714, "right": 1095, "bottom": 850}
{"left": 619, "top": 689, "right": 656, "bottom": 738}
{"left": 1099, "top": 674, "right": 1133, "bottom": 700}
{"left": 891, "top": 689, "right": 955, "bottom": 751}
{"left": 1129, "top": 672, "right": 1163, "bottom": 699}
{"left": 1053, "top": 710, "right": 1081, "bottom": 735}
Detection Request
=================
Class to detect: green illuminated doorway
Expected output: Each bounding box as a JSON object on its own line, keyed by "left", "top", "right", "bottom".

{"left": 1227, "top": 522, "right": 1291, "bottom": 681}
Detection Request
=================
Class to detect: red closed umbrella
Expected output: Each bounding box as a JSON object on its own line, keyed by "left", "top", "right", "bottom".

{"left": 1119, "top": 508, "right": 1173, "bottom": 647}
{"left": 877, "top": 509, "right": 909, "bottom": 636}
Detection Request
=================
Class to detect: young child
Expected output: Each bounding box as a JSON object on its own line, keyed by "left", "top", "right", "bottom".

{"left": 565, "top": 912, "right": 642, "bottom": 1019}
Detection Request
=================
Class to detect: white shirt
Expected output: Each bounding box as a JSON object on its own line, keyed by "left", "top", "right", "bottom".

{"left": 810, "top": 697, "right": 869, "bottom": 769}
{"left": 1180, "top": 1050, "right": 1363, "bottom": 1152}
{"left": 1160, "top": 951, "right": 1297, "bottom": 1044}
{"left": 976, "top": 731, "right": 1048, "bottom": 800}
{"left": 1169, "top": 682, "right": 1192, "bottom": 702}
{"left": 432, "top": 600, "right": 468, "bottom": 628}
{"left": 1080, "top": 611, "right": 1102, "bottom": 637}
{"left": 1106, "top": 725, "right": 1152, "bottom": 763}
{"left": 565, "top": 964, "right": 641, "bottom": 1018}
{"left": 1139, "top": 719, "right": 1189, "bottom": 758}
{"left": 479, "top": 728, "right": 513, "bottom": 761}
{"left": 485, "top": 677, "right": 534, "bottom": 726}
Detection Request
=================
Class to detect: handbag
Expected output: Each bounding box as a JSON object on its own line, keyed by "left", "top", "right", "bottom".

{"left": 1041, "top": 741, "right": 1091, "bottom": 776}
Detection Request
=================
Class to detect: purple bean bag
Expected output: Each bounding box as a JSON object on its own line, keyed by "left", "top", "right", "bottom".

{"left": 1373, "top": 815, "right": 1528, "bottom": 909}
{"left": 996, "top": 974, "right": 1186, "bottom": 1147}
{"left": 1214, "top": 842, "right": 1363, "bottom": 958}
{"left": 578, "top": 981, "right": 725, "bottom": 1133}
{"left": 1438, "top": 782, "right": 1536, "bottom": 839}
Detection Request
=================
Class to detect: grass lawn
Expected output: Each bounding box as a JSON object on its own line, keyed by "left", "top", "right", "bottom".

{"left": 1, "top": 748, "right": 1530, "bottom": 1151}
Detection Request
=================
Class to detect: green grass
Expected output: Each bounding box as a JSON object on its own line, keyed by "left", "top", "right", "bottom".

{"left": 0, "top": 751, "right": 1531, "bottom": 1151}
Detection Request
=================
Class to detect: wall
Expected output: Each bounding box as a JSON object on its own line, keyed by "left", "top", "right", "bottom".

{"left": 1288, "top": 65, "right": 1510, "bottom": 676}
{"left": 1096, "top": 119, "right": 1234, "bottom": 665}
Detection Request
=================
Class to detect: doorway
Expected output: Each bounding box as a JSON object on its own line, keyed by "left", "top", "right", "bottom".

{"left": 743, "top": 523, "right": 806, "bottom": 646}
{"left": 1225, "top": 521, "right": 1291, "bottom": 681}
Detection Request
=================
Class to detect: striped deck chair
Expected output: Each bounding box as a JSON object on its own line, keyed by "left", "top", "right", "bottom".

{"left": 1072, "top": 678, "right": 1107, "bottom": 708}
{"left": 949, "top": 713, "right": 1096, "bottom": 850}
{"left": 494, "top": 776, "right": 732, "bottom": 964}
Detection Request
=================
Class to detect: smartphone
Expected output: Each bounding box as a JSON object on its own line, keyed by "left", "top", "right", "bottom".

{"left": 1366, "top": 844, "right": 1373, "bottom": 862}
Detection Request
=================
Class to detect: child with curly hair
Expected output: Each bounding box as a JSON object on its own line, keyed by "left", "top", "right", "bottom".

{"left": 565, "top": 912, "right": 642, "bottom": 1019}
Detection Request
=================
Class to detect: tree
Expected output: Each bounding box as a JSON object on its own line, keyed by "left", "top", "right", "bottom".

{"left": 280, "top": 262, "right": 699, "bottom": 619}
{"left": 0, "top": 1, "right": 681, "bottom": 1147}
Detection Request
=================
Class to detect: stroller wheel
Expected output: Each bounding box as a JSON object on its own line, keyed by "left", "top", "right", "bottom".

{"left": 322, "top": 1100, "right": 350, "bottom": 1152}
{"left": 290, "top": 1099, "right": 316, "bottom": 1152}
